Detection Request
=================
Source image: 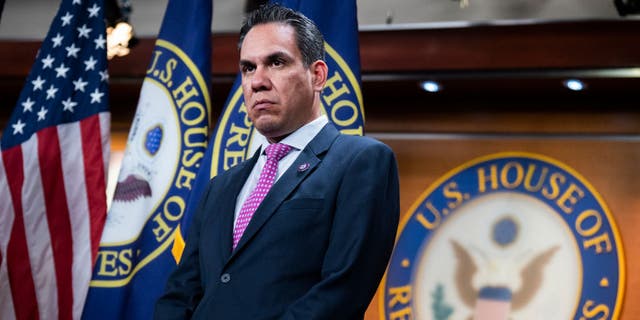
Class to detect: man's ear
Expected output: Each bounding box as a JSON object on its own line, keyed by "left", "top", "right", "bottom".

{"left": 310, "top": 60, "right": 328, "bottom": 92}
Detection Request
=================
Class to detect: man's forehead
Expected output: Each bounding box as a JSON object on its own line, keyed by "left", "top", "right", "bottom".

{"left": 247, "top": 23, "right": 295, "bottom": 42}
{"left": 240, "top": 24, "right": 299, "bottom": 60}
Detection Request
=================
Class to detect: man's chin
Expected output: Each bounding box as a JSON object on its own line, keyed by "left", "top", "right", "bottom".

{"left": 253, "top": 122, "right": 283, "bottom": 139}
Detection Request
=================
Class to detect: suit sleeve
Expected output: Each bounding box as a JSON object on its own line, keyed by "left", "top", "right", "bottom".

{"left": 282, "top": 141, "right": 400, "bottom": 319}
{"left": 153, "top": 182, "right": 212, "bottom": 319}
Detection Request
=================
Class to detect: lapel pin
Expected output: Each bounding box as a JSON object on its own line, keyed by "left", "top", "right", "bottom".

{"left": 297, "top": 163, "right": 310, "bottom": 172}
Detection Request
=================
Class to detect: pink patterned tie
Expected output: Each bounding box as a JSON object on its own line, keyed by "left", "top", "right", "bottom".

{"left": 232, "top": 143, "right": 292, "bottom": 250}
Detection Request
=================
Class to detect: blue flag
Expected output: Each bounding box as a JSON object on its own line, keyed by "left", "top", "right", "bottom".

{"left": 1, "top": 0, "right": 109, "bottom": 318}
{"left": 172, "top": 0, "right": 364, "bottom": 259}
{"left": 82, "top": 0, "right": 212, "bottom": 318}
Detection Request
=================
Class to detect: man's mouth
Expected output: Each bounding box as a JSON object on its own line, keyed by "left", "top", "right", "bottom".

{"left": 253, "top": 99, "right": 274, "bottom": 110}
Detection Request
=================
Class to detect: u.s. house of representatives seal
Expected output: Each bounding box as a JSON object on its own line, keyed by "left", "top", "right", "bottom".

{"left": 381, "top": 152, "right": 625, "bottom": 320}
{"left": 93, "top": 39, "right": 210, "bottom": 286}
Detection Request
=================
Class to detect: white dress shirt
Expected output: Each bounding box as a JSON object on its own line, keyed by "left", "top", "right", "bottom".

{"left": 233, "top": 115, "right": 329, "bottom": 225}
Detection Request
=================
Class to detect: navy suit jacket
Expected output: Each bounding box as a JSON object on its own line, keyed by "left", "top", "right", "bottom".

{"left": 155, "top": 124, "right": 400, "bottom": 319}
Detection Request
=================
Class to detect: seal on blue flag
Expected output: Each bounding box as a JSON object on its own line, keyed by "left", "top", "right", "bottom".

{"left": 92, "top": 40, "right": 209, "bottom": 286}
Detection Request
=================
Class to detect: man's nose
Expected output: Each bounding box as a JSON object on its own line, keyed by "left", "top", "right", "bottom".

{"left": 251, "top": 66, "right": 271, "bottom": 91}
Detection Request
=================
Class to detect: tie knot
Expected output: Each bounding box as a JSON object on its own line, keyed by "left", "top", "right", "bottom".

{"left": 265, "top": 143, "right": 292, "bottom": 162}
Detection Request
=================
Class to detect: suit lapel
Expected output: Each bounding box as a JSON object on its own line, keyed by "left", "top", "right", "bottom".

{"left": 229, "top": 124, "right": 340, "bottom": 258}
{"left": 217, "top": 148, "right": 262, "bottom": 258}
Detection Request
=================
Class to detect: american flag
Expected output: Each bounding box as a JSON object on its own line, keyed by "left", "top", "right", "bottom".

{"left": 0, "top": 0, "right": 110, "bottom": 319}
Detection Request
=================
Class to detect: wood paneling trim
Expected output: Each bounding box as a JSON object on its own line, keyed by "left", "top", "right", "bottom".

{"left": 359, "top": 19, "right": 640, "bottom": 72}
{"left": 1, "top": 19, "right": 639, "bottom": 79}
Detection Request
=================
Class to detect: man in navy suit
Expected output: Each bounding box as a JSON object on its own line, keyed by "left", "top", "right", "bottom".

{"left": 155, "top": 4, "right": 400, "bottom": 319}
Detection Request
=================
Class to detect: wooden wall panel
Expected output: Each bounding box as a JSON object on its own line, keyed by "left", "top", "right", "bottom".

{"left": 365, "top": 135, "right": 639, "bottom": 319}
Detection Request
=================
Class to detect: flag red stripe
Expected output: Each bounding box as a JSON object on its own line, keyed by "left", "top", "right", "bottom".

{"left": 37, "top": 127, "right": 73, "bottom": 320}
{"left": 2, "top": 146, "right": 39, "bottom": 320}
{"left": 80, "top": 114, "right": 107, "bottom": 261}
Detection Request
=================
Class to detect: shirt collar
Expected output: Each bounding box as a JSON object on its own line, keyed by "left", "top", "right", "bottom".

{"left": 260, "top": 115, "right": 328, "bottom": 153}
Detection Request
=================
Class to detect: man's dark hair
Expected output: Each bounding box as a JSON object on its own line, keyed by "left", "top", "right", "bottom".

{"left": 238, "top": 3, "right": 325, "bottom": 66}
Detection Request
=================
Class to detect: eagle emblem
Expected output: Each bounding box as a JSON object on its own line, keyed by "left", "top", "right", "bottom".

{"left": 452, "top": 216, "right": 559, "bottom": 319}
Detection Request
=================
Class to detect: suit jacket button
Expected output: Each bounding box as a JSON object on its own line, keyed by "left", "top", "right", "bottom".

{"left": 220, "top": 273, "right": 231, "bottom": 283}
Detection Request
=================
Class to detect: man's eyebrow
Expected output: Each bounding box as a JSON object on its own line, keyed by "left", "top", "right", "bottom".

{"left": 239, "top": 51, "right": 293, "bottom": 68}
{"left": 266, "top": 51, "right": 293, "bottom": 63}
{"left": 239, "top": 60, "right": 255, "bottom": 68}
